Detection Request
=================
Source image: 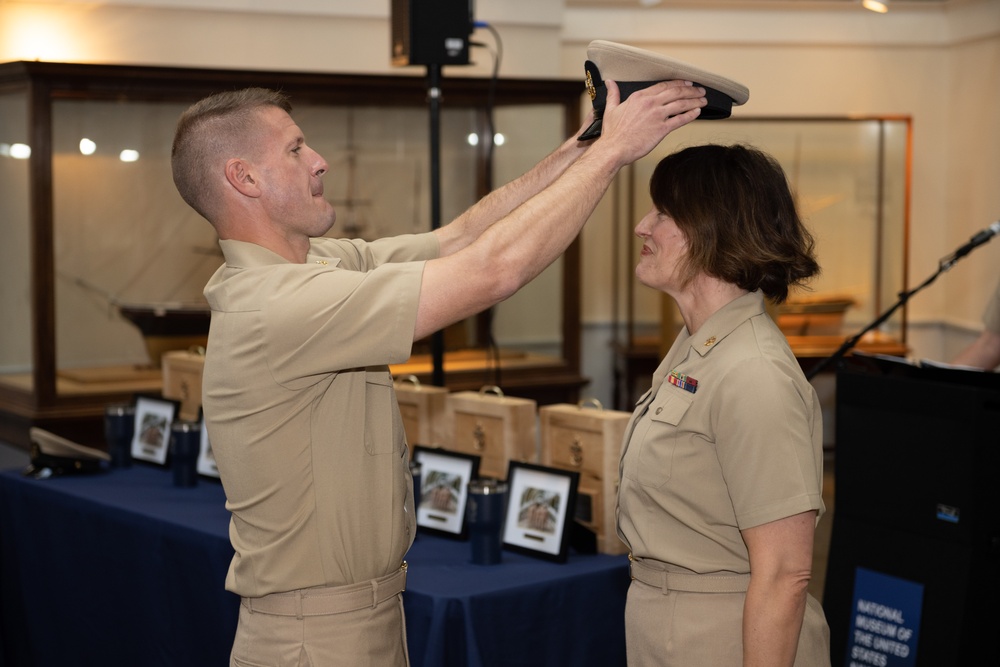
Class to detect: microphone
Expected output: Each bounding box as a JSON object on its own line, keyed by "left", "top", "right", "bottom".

{"left": 942, "top": 220, "right": 1000, "bottom": 267}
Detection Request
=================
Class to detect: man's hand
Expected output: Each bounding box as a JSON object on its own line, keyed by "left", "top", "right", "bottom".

{"left": 595, "top": 79, "right": 706, "bottom": 167}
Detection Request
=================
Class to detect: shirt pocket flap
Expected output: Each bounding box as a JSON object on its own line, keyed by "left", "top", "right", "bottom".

{"left": 647, "top": 389, "right": 693, "bottom": 426}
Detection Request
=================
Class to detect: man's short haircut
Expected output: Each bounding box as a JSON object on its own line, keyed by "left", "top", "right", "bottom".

{"left": 171, "top": 88, "right": 292, "bottom": 221}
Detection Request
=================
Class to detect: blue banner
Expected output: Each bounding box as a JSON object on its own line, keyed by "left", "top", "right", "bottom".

{"left": 844, "top": 567, "right": 923, "bottom": 667}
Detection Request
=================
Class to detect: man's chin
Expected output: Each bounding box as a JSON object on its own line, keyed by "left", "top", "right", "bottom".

{"left": 320, "top": 209, "right": 336, "bottom": 233}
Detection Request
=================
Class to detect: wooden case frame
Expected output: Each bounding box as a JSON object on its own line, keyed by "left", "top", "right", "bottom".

{"left": 0, "top": 61, "right": 586, "bottom": 451}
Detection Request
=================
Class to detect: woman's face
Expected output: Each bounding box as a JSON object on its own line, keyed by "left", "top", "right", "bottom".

{"left": 634, "top": 207, "right": 690, "bottom": 295}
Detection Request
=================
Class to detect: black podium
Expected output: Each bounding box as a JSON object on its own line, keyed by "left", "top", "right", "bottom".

{"left": 823, "top": 355, "right": 1000, "bottom": 667}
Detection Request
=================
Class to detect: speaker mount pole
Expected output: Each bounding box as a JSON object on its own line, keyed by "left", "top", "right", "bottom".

{"left": 426, "top": 63, "right": 445, "bottom": 387}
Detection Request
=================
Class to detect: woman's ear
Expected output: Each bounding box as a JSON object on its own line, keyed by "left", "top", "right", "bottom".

{"left": 225, "top": 158, "right": 261, "bottom": 197}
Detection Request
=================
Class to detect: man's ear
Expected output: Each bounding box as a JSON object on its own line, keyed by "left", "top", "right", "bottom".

{"left": 225, "top": 158, "right": 261, "bottom": 197}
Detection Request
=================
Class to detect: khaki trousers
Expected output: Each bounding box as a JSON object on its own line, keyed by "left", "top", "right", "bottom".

{"left": 230, "top": 566, "right": 409, "bottom": 667}
{"left": 625, "top": 559, "right": 830, "bottom": 666}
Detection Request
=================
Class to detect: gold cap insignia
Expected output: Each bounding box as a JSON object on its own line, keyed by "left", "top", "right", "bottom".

{"left": 585, "top": 70, "right": 597, "bottom": 101}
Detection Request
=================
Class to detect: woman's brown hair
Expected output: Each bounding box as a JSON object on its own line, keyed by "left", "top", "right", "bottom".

{"left": 649, "top": 143, "right": 819, "bottom": 304}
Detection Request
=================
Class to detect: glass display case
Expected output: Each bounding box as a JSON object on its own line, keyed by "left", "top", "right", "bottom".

{"left": 0, "top": 61, "right": 585, "bottom": 448}
{"left": 611, "top": 116, "right": 911, "bottom": 408}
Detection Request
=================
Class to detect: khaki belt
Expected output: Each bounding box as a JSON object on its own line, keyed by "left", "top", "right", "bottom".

{"left": 629, "top": 555, "right": 749, "bottom": 594}
{"left": 242, "top": 562, "right": 407, "bottom": 618}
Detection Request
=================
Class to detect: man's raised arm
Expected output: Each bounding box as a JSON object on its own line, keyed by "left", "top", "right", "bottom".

{"left": 416, "top": 79, "right": 706, "bottom": 341}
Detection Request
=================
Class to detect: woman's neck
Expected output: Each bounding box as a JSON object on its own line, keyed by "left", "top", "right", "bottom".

{"left": 672, "top": 276, "right": 749, "bottom": 334}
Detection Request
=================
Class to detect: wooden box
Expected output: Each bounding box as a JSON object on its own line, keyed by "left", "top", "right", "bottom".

{"left": 539, "top": 402, "right": 631, "bottom": 555}
{"left": 161, "top": 350, "right": 206, "bottom": 422}
{"left": 443, "top": 387, "right": 537, "bottom": 479}
{"left": 776, "top": 296, "right": 854, "bottom": 336}
{"left": 393, "top": 375, "right": 449, "bottom": 454}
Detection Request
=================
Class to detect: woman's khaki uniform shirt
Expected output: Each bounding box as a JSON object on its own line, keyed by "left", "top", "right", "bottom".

{"left": 202, "top": 234, "right": 437, "bottom": 599}
{"left": 618, "top": 290, "right": 825, "bottom": 574}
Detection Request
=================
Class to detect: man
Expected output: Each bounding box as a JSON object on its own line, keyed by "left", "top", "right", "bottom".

{"left": 170, "top": 80, "right": 706, "bottom": 666}
{"left": 952, "top": 277, "right": 1000, "bottom": 370}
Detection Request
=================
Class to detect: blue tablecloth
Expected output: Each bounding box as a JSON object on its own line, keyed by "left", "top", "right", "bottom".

{"left": 0, "top": 466, "right": 628, "bottom": 666}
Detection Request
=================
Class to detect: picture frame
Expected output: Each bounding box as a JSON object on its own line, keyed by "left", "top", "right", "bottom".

{"left": 502, "top": 461, "right": 580, "bottom": 563}
{"left": 130, "top": 395, "right": 178, "bottom": 466}
{"left": 412, "top": 445, "right": 481, "bottom": 539}
{"left": 196, "top": 420, "right": 220, "bottom": 479}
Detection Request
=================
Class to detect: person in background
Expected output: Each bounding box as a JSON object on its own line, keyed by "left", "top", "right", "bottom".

{"left": 616, "top": 144, "right": 831, "bottom": 666}
{"left": 170, "top": 81, "right": 706, "bottom": 666}
{"left": 951, "top": 277, "right": 1000, "bottom": 369}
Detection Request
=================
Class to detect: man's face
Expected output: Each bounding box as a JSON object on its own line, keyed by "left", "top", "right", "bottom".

{"left": 251, "top": 106, "right": 336, "bottom": 239}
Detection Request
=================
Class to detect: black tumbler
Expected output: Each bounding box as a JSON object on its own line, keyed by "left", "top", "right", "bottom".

{"left": 466, "top": 478, "right": 508, "bottom": 565}
{"left": 104, "top": 403, "right": 135, "bottom": 469}
{"left": 410, "top": 459, "right": 422, "bottom": 511}
{"left": 169, "top": 421, "right": 200, "bottom": 488}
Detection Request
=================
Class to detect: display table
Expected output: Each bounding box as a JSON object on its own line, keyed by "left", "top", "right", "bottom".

{"left": 0, "top": 466, "right": 629, "bottom": 667}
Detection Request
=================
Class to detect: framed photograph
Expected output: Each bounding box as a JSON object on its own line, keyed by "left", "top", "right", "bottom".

{"left": 196, "top": 420, "right": 220, "bottom": 479}
{"left": 412, "top": 445, "right": 481, "bottom": 539}
{"left": 502, "top": 461, "right": 580, "bottom": 563}
{"left": 131, "top": 395, "right": 178, "bottom": 466}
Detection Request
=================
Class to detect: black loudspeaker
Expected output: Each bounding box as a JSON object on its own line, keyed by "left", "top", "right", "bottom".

{"left": 823, "top": 357, "right": 1000, "bottom": 667}
{"left": 391, "top": 0, "right": 473, "bottom": 67}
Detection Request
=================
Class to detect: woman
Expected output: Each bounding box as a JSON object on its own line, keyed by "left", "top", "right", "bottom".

{"left": 617, "top": 144, "right": 831, "bottom": 666}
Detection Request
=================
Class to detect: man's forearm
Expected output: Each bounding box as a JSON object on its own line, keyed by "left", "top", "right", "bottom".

{"left": 435, "top": 132, "right": 590, "bottom": 257}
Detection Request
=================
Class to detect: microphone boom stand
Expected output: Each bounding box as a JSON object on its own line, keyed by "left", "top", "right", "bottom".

{"left": 805, "top": 245, "right": 985, "bottom": 381}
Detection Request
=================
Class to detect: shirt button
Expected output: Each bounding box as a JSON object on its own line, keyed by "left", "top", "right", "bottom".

{"left": 655, "top": 407, "right": 663, "bottom": 415}
{"left": 315, "top": 260, "right": 328, "bottom": 265}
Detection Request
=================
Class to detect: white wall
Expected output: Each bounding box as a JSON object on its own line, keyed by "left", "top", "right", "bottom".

{"left": 0, "top": 0, "right": 566, "bottom": 78}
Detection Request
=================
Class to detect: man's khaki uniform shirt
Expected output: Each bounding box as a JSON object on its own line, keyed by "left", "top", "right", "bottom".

{"left": 202, "top": 234, "right": 438, "bottom": 598}
{"left": 617, "top": 291, "right": 825, "bottom": 572}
